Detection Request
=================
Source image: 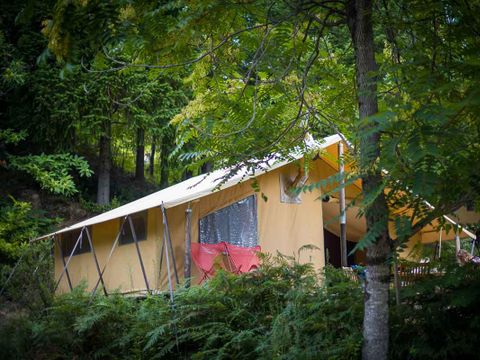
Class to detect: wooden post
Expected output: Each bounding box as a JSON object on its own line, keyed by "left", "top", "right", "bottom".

{"left": 84, "top": 227, "right": 108, "bottom": 296}
{"left": 184, "top": 206, "right": 192, "bottom": 287}
{"left": 338, "top": 141, "right": 348, "bottom": 267}
{"left": 128, "top": 215, "right": 150, "bottom": 293}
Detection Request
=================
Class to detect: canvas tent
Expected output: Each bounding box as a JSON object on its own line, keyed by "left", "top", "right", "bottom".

{"left": 36, "top": 134, "right": 477, "bottom": 295}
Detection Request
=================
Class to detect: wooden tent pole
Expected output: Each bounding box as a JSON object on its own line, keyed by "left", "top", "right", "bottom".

{"left": 184, "top": 205, "right": 192, "bottom": 288}
{"left": 55, "top": 227, "right": 85, "bottom": 291}
{"left": 338, "top": 141, "right": 348, "bottom": 267}
{"left": 128, "top": 215, "right": 150, "bottom": 293}
{"left": 84, "top": 227, "right": 107, "bottom": 296}
{"left": 91, "top": 216, "right": 127, "bottom": 297}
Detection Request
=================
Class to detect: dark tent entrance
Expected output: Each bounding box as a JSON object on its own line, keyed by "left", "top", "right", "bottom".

{"left": 323, "top": 229, "right": 357, "bottom": 268}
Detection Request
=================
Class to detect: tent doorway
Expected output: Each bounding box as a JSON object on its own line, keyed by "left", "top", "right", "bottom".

{"left": 323, "top": 229, "right": 356, "bottom": 268}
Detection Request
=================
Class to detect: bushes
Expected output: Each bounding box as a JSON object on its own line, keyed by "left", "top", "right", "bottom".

{"left": 0, "top": 256, "right": 364, "bottom": 360}
{"left": 4, "top": 253, "right": 480, "bottom": 359}
{"left": 390, "top": 260, "right": 480, "bottom": 360}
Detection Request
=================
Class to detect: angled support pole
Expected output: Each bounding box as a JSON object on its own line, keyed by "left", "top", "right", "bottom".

{"left": 161, "top": 205, "right": 175, "bottom": 302}
{"left": 84, "top": 227, "right": 108, "bottom": 296}
{"left": 55, "top": 227, "right": 85, "bottom": 292}
{"left": 91, "top": 216, "right": 127, "bottom": 298}
{"left": 128, "top": 215, "right": 150, "bottom": 293}
{"left": 55, "top": 235, "right": 73, "bottom": 291}
{"left": 184, "top": 205, "right": 193, "bottom": 288}
{"left": 162, "top": 205, "right": 179, "bottom": 285}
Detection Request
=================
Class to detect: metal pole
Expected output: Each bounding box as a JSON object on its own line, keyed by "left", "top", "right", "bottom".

{"left": 184, "top": 206, "right": 192, "bottom": 288}
{"left": 393, "top": 255, "right": 401, "bottom": 306}
{"left": 158, "top": 229, "right": 165, "bottom": 289}
{"left": 84, "top": 227, "right": 108, "bottom": 296}
{"left": 0, "top": 240, "right": 31, "bottom": 297}
{"left": 438, "top": 227, "right": 443, "bottom": 259}
{"left": 91, "top": 216, "right": 127, "bottom": 297}
{"left": 128, "top": 215, "right": 150, "bottom": 293}
{"left": 55, "top": 227, "right": 85, "bottom": 291}
{"left": 455, "top": 227, "right": 461, "bottom": 261}
{"left": 162, "top": 208, "right": 175, "bottom": 302}
{"left": 162, "top": 206, "right": 179, "bottom": 285}
{"left": 55, "top": 235, "right": 73, "bottom": 291}
{"left": 338, "top": 141, "right": 348, "bottom": 267}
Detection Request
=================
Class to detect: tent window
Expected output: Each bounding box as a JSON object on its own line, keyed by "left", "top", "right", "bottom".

{"left": 119, "top": 211, "right": 148, "bottom": 245}
{"left": 199, "top": 195, "right": 258, "bottom": 247}
{"left": 61, "top": 228, "right": 91, "bottom": 256}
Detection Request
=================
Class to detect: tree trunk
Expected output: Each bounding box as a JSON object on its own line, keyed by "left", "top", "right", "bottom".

{"left": 347, "top": 1, "right": 391, "bottom": 359}
{"left": 135, "top": 127, "right": 145, "bottom": 182}
{"left": 149, "top": 140, "right": 156, "bottom": 176}
{"left": 97, "top": 119, "right": 111, "bottom": 205}
{"left": 160, "top": 136, "right": 169, "bottom": 189}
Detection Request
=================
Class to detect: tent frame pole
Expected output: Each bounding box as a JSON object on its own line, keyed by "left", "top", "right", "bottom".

{"left": 161, "top": 205, "right": 175, "bottom": 302}
{"left": 84, "top": 227, "right": 108, "bottom": 296}
{"left": 438, "top": 227, "right": 443, "bottom": 259}
{"left": 128, "top": 215, "right": 150, "bottom": 293}
{"left": 162, "top": 206, "right": 179, "bottom": 285}
{"left": 184, "top": 206, "right": 192, "bottom": 288}
{"left": 55, "top": 235, "right": 73, "bottom": 291}
{"left": 55, "top": 227, "right": 85, "bottom": 291}
{"left": 91, "top": 216, "right": 127, "bottom": 297}
{"left": 338, "top": 141, "right": 348, "bottom": 267}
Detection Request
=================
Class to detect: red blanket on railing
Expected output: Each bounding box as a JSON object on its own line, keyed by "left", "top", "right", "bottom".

{"left": 224, "top": 243, "right": 261, "bottom": 274}
{"left": 191, "top": 242, "right": 261, "bottom": 282}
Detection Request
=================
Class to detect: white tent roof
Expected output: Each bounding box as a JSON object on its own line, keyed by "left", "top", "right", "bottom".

{"left": 36, "top": 134, "right": 342, "bottom": 240}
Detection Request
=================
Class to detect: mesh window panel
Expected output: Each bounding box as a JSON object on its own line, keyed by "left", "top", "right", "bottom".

{"left": 61, "top": 229, "right": 91, "bottom": 256}
{"left": 119, "top": 211, "right": 148, "bottom": 245}
{"left": 199, "top": 195, "right": 258, "bottom": 247}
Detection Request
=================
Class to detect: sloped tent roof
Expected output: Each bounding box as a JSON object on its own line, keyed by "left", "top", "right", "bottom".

{"left": 36, "top": 133, "right": 476, "bottom": 241}
{"left": 36, "top": 134, "right": 342, "bottom": 240}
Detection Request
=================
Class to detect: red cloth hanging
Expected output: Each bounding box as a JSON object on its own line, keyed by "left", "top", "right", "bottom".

{"left": 224, "top": 243, "right": 261, "bottom": 274}
{"left": 191, "top": 242, "right": 226, "bottom": 283}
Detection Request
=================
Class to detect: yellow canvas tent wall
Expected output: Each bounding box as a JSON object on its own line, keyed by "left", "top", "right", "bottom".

{"left": 37, "top": 134, "right": 476, "bottom": 294}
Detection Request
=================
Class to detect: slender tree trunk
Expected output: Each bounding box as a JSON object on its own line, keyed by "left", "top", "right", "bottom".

{"left": 160, "top": 136, "right": 169, "bottom": 189}
{"left": 97, "top": 119, "right": 111, "bottom": 205}
{"left": 149, "top": 140, "right": 156, "bottom": 176}
{"left": 347, "top": 1, "right": 391, "bottom": 359}
{"left": 135, "top": 127, "right": 145, "bottom": 182}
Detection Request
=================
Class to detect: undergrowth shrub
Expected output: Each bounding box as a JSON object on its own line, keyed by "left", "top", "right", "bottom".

{"left": 390, "top": 259, "right": 480, "bottom": 360}
{"left": 0, "top": 256, "right": 363, "bottom": 360}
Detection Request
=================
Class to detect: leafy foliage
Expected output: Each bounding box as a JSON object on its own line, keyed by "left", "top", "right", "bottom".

{"left": 390, "top": 262, "right": 480, "bottom": 360}
{"left": 0, "top": 257, "right": 364, "bottom": 360}
{"left": 0, "top": 197, "right": 57, "bottom": 262}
